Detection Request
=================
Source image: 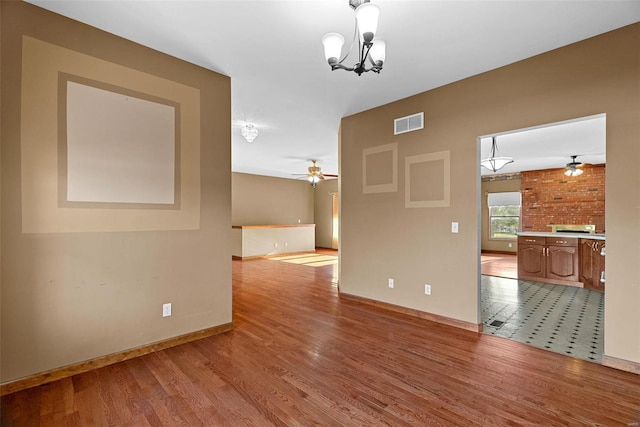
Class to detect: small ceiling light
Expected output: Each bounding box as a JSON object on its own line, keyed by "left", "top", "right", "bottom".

{"left": 564, "top": 155, "right": 584, "bottom": 177}
{"left": 241, "top": 124, "right": 258, "bottom": 143}
{"left": 481, "top": 136, "right": 514, "bottom": 173}
{"left": 321, "top": 0, "right": 386, "bottom": 76}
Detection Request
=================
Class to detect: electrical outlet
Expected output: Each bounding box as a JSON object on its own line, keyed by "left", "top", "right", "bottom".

{"left": 508, "top": 243, "right": 513, "bottom": 248}
{"left": 388, "top": 278, "right": 394, "bottom": 289}
{"left": 424, "top": 284, "right": 431, "bottom": 295}
{"left": 274, "top": 243, "right": 278, "bottom": 247}
{"left": 162, "top": 303, "right": 172, "bottom": 317}
{"left": 285, "top": 242, "right": 288, "bottom": 247}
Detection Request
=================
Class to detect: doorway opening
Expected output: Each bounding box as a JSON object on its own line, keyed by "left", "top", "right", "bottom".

{"left": 477, "top": 113, "right": 606, "bottom": 363}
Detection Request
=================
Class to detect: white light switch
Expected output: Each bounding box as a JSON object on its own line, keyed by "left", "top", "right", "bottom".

{"left": 388, "top": 278, "right": 394, "bottom": 289}
{"left": 163, "top": 303, "right": 172, "bottom": 317}
{"left": 451, "top": 222, "right": 459, "bottom": 233}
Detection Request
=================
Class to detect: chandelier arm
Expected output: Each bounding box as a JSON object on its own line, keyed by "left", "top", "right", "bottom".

{"left": 337, "top": 17, "right": 360, "bottom": 65}
{"left": 331, "top": 63, "right": 356, "bottom": 72}
{"left": 362, "top": 42, "right": 373, "bottom": 64}
{"left": 366, "top": 46, "right": 382, "bottom": 73}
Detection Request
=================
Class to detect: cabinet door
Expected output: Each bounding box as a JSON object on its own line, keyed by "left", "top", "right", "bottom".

{"left": 579, "top": 239, "right": 596, "bottom": 288}
{"left": 547, "top": 245, "right": 579, "bottom": 281}
{"left": 593, "top": 241, "right": 605, "bottom": 292}
{"left": 518, "top": 245, "right": 545, "bottom": 278}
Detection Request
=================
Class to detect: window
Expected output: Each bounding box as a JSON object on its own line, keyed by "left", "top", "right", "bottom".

{"left": 488, "top": 192, "right": 521, "bottom": 240}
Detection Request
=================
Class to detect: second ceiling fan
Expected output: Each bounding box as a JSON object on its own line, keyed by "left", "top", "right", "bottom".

{"left": 298, "top": 160, "right": 338, "bottom": 187}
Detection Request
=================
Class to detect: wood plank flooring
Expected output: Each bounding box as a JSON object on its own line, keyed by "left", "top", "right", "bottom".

{"left": 3, "top": 253, "right": 640, "bottom": 426}
{"left": 481, "top": 252, "right": 517, "bottom": 279}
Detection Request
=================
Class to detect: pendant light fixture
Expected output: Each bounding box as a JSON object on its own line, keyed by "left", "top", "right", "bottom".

{"left": 241, "top": 124, "right": 258, "bottom": 143}
{"left": 321, "top": 0, "right": 386, "bottom": 76}
{"left": 564, "top": 155, "right": 584, "bottom": 177}
{"left": 481, "top": 136, "right": 514, "bottom": 173}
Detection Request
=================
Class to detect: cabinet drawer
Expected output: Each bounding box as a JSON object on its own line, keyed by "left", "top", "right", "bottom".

{"left": 518, "top": 236, "right": 546, "bottom": 245}
{"left": 546, "top": 237, "right": 577, "bottom": 246}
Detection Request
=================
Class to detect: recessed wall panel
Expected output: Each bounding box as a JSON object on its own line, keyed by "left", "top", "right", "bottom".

{"left": 21, "top": 36, "right": 201, "bottom": 232}
{"left": 65, "top": 80, "right": 177, "bottom": 205}
{"left": 405, "top": 151, "right": 450, "bottom": 208}
{"left": 362, "top": 143, "right": 398, "bottom": 194}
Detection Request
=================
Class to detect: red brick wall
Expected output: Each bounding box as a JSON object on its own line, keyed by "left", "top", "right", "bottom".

{"left": 521, "top": 164, "right": 605, "bottom": 233}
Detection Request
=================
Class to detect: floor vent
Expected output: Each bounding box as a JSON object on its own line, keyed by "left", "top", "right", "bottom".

{"left": 489, "top": 320, "right": 505, "bottom": 328}
{"left": 394, "top": 112, "right": 424, "bottom": 135}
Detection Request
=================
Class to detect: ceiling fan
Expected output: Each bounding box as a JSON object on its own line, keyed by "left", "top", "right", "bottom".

{"left": 564, "top": 155, "right": 584, "bottom": 177}
{"left": 296, "top": 160, "right": 338, "bottom": 188}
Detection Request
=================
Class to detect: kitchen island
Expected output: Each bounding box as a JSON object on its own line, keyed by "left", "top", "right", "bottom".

{"left": 517, "top": 232, "right": 605, "bottom": 291}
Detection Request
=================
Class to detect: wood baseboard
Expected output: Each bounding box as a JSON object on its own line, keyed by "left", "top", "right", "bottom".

{"left": 0, "top": 322, "right": 233, "bottom": 396}
{"left": 233, "top": 251, "right": 317, "bottom": 260}
{"left": 602, "top": 355, "right": 640, "bottom": 375}
{"left": 481, "top": 250, "right": 517, "bottom": 255}
{"left": 339, "top": 293, "right": 482, "bottom": 333}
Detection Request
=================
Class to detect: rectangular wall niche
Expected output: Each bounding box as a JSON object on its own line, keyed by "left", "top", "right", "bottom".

{"left": 405, "top": 151, "right": 450, "bottom": 208}
{"left": 362, "top": 142, "right": 398, "bottom": 194}
{"left": 64, "top": 79, "right": 178, "bottom": 205}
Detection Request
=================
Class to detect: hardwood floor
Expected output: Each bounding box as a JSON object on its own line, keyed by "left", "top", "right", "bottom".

{"left": 3, "top": 254, "right": 640, "bottom": 426}
{"left": 481, "top": 252, "right": 517, "bottom": 279}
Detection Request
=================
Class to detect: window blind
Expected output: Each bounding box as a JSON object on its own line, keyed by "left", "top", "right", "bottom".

{"left": 488, "top": 191, "right": 521, "bottom": 207}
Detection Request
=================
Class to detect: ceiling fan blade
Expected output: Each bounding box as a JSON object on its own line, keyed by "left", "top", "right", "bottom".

{"left": 322, "top": 174, "right": 339, "bottom": 177}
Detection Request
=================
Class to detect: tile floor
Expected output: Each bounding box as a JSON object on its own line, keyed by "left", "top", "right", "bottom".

{"left": 481, "top": 275, "right": 604, "bottom": 363}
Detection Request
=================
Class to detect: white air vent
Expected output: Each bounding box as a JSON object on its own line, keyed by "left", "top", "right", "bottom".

{"left": 394, "top": 112, "right": 424, "bottom": 135}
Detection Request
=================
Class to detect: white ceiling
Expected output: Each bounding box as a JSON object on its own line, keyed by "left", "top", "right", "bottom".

{"left": 480, "top": 114, "right": 606, "bottom": 176}
{"left": 27, "top": 1, "right": 639, "bottom": 179}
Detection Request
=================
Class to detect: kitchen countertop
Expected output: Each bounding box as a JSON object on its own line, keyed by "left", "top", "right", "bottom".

{"left": 518, "top": 232, "right": 605, "bottom": 240}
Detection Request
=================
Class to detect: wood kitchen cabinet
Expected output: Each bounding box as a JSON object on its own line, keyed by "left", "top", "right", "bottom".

{"left": 518, "top": 236, "right": 546, "bottom": 279}
{"left": 579, "top": 239, "right": 605, "bottom": 292}
{"left": 518, "top": 236, "right": 580, "bottom": 286}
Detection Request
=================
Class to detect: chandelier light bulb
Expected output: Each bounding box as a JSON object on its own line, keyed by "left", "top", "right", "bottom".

{"left": 355, "top": 3, "right": 380, "bottom": 43}
{"left": 322, "top": 33, "right": 345, "bottom": 64}
{"left": 369, "top": 37, "right": 386, "bottom": 65}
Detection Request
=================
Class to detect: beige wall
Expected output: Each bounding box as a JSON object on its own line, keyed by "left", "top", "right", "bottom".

{"left": 1, "top": 3, "right": 231, "bottom": 383}
{"left": 232, "top": 172, "right": 314, "bottom": 226}
{"left": 481, "top": 177, "right": 521, "bottom": 253}
{"left": 232, "top": 225, "right": 316, "bottom": 258}
{"left": 314, "top": 179, "right": 339, "bottom": 249}
{"left": 340, "top": 24, "right": 640, "bottom": 365}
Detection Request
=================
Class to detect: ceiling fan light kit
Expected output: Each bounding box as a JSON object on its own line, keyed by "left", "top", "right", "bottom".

{"left": 480, "top": 136, "right": 514, "bottom": 173}
{"left": 321, "top": 0, "right": 386, "bottom": 76}
{"left": 241, "top": 124, "right": 258, "bottom": 143}
{"left": 564, "top": 155, "right": 584, "bottom": 177}
{"left": 297, "top": 160, "right": 338, "bottom": 188}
